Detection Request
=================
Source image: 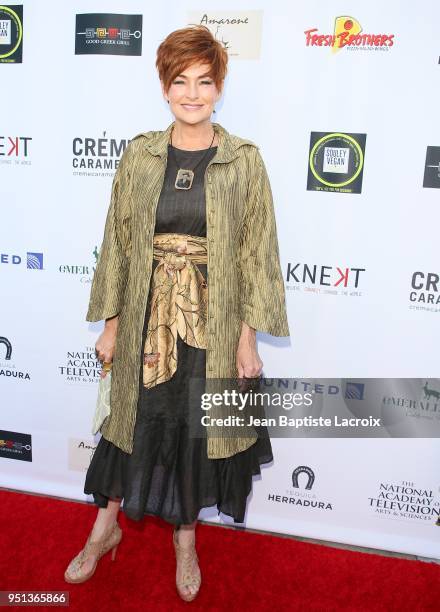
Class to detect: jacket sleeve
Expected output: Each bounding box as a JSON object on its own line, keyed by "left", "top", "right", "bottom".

{"left": 85, "top": 144, "right": 133, "bottom": 322}
{"left": 238, "top": 146, "right": 290, "bottom": 336}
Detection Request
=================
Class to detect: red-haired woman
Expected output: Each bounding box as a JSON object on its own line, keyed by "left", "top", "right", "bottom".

{"left": 64, "top": 25, "right": 289, "bottom": 601}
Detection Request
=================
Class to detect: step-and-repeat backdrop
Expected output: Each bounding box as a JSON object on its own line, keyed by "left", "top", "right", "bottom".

{"left": 2, "top": 1, "right": 440, "bottom": 559}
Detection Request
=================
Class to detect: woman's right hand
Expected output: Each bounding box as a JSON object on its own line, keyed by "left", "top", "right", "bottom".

{"left": 96, "top": 316, "right": 119, "bottom": 378}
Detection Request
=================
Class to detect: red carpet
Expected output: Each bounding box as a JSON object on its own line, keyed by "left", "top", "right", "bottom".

{"left": 1, "top": 489, "right": 439, "bottom": 611}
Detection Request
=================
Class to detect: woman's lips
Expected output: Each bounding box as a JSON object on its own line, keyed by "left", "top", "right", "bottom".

{"left": 181, "top": 104, "right": 203, "bottom": 111}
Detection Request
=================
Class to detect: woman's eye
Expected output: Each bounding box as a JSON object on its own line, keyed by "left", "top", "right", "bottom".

{"left": 201, "top": 80, "right": 213, "bottom": 84}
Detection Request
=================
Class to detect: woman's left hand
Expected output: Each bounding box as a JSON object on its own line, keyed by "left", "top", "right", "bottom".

{"left": 236, "top": 322, "right": 263, "bottom": 380}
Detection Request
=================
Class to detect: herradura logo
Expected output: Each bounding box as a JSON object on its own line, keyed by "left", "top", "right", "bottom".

{"left": 305, "top": 16, "right": 395, "bottom": 53}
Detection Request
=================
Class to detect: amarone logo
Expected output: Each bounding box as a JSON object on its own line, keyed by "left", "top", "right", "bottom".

{"left": 305, "top": 16, "right": 395, "bottom": 53}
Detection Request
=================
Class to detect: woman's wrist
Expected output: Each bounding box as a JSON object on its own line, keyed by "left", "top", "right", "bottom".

{"left": 240, "top": 321, "right": 256, "bottom": 340}
{"left": 105, "top": 314, "right": 119, "bottom": 331}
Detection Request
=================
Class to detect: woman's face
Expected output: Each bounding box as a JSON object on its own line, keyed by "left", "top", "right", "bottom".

{"left": 162, "top": 62, "right": 222, "bottom": 126}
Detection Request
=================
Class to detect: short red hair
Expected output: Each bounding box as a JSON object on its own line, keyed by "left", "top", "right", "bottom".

{"left": 156, "top": 25, "right": 228, "bottom": 93}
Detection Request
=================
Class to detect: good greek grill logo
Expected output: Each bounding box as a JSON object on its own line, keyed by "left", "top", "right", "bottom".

{"left": 307, "top": 132, "right": 367, "bottom": 194}
{"left": 75, "top": 13, "right": 142, "bottom": 56}
{"left": 0, "top": 430, "right": 32, "bottom": 462}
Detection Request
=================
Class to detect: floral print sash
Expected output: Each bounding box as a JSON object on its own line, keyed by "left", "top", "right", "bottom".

{"left": 143, "top": 232, "right": 208, "bottom": 389}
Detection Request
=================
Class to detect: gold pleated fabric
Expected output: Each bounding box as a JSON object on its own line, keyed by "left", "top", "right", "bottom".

{"left": 143, "top": 233, "right": 208, "bottom": 389}
{"left": 86, "top": 121, "right": 290, "bottom": 458}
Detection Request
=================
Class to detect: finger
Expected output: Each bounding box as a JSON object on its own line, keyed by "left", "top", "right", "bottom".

{"left": 237, "top": 364, "right": 245, "bottom": 390}
{"left": 243, "top": 369, "right": 258, "bottom": 378}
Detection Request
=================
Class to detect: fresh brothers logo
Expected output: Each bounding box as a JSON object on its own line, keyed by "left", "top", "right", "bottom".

{"left": 305, "top": 16, "right": 395, "bottom": 53}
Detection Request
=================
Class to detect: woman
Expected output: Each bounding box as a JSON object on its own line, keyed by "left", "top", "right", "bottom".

{"left": 64, "top": 24, "right": 289, "bottom": 601}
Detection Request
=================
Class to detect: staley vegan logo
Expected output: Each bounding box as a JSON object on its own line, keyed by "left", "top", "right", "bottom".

{"left": 0, "top": 5, "right": 23, "bottom": 63}
{"left": 75, "top": 13, "right": 142, "bottom": 56}
{"left": 307, "top": 132, "right": 367, "bottom": 194}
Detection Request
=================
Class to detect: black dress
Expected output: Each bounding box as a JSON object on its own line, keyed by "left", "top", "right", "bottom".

{"left": 84, "top": 143, "right": 273, "bottom": 525}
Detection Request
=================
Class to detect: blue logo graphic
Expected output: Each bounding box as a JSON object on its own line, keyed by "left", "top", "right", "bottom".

{"left": 345, "top": 382, "right": 364, "bottom": 400}
{"left": 27, "top": 253, "right": 43, "bottom": 269}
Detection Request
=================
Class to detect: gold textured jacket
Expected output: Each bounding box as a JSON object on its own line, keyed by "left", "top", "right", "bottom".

{"left": 86, "top": 121, "right": 290, "bottom": 458}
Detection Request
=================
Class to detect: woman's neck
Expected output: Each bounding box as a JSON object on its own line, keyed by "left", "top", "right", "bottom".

{"left": 170, "top": 120, "right": 218, "bottom": 150}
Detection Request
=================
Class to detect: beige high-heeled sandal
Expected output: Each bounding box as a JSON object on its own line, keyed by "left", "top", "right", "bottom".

{"left": 173, "top": 526, "right": 201, "bottom": 602}
{"left": 64, "top": 521, "right": 122, "bottom": 584}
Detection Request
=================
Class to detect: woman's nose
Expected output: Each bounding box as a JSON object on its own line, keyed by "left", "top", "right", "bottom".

{"left": 186, "top": 84, "right": 198, "bottom": 99}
